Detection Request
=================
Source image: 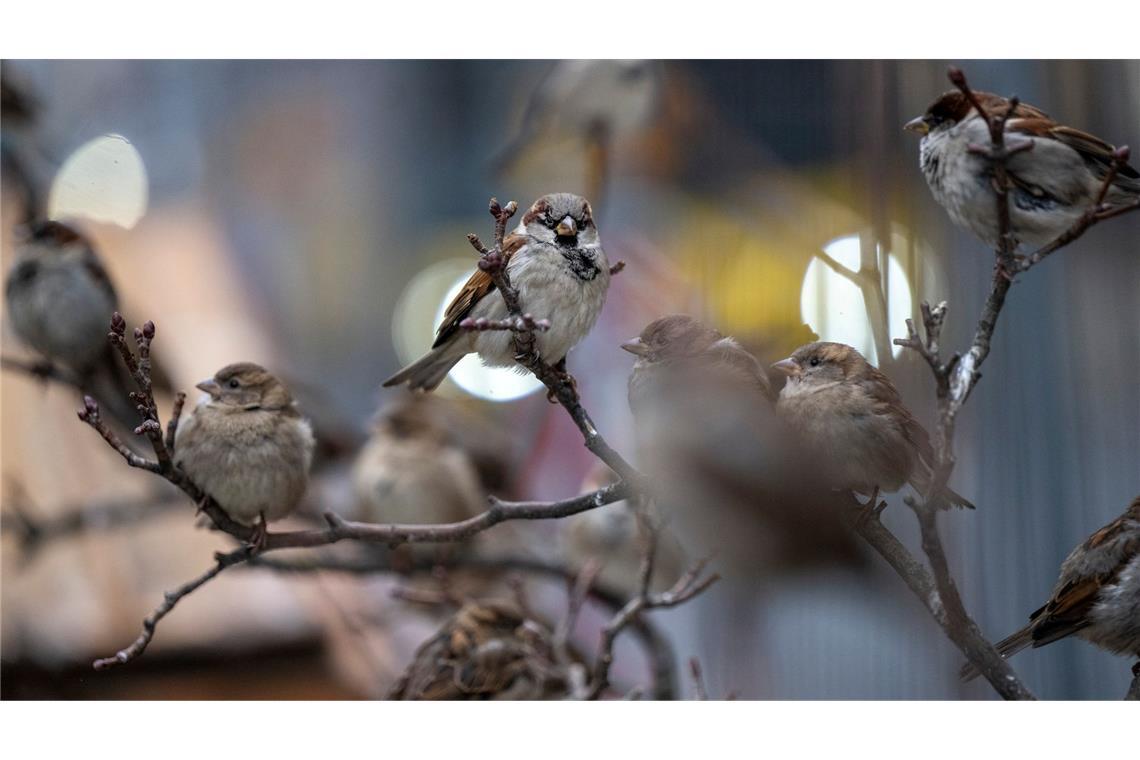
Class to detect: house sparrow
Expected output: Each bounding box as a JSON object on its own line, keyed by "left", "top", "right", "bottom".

{"left": 624, "top": 316, "right": 862, "bottom": 575}
{"left": 389, "top": 599, "right": 571, "bottom": 700}
{"left": 6, "top": 220, "right": 117, "bottom": 374}
{"left": 961, "top": 496, "right": 1140, "bottom": 681}
{"left": 350, "top": 395, "right": 485, "bottom": 563}
{"left": 174, "top": 363, "right": 315, "bottom": 536}
{"left": 490, "top": 61, "right": 662, "bottom": 174}
{"left": 905, "top": 90, "right": 1139, "bottom": 247}
{"left": 384, "top": 193, "right": 610, "bottom": 391}
{"left": 773, "top": 342, "right": 974, "bottom": 510}
{"left": 3, "top": 220, "right": 150, "bottom": 428}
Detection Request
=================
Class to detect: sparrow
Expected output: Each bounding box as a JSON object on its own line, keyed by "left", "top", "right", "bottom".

{"left": 490, "top": 61, "right": 662, "bottom": 174}
{"left": 5, "top": 220, "right": 117, "bottom": 374}
{"left": 173, "top": 363, "right": 315, "bottom": 535}
{"left": 623, "top": 316, "right": 862, "bottom": 575}
{"left": 773, "top": 342, "right": 974, "bottom": 510}
{"left": 962, "top": 496, "right": 1140, "bottom": 681}
{"left": 905, "top": 90, "right": 1140, "bottom": 248}
{"left": 384, "top": 193, "right": 610, "bottom": 391}
{"left": 3, "top": 220, "right": 150, "bottom": 429}
{"left": 350, "top": 395, "right": 485, "bottom": 563}
{"left": 389, "top": 598, "right": 570, "bottom": 700}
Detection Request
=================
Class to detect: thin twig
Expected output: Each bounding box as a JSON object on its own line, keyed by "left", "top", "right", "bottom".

{"left": 689, "top": 657, "right": 709, "bottom": 700}
{"left": 92, "top": 546, "right": 252, "bottom": 670}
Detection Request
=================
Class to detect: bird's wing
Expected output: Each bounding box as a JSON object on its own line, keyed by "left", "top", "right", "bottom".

{"left": 1030, "top": 518, "right": 1140, "bottom": 647}
{"left": 707, "top": 338, "right": 775, "bottom": 403}
{"left": 431, "top": 233, "right": 526, "bottom": 349}
{"left": 1009, "top": 118, "right": 1139, "bottom": 180}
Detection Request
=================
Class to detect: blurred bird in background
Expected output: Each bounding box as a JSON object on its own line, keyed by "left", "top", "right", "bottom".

{"left": 3, "top": 220, "right": 146, "bottom": 429}
{"left": 351, "top": 395, "right": 486, "bottom": 563}
{"left": 491, "top": 60, "right": 663, "bottom": 205}
{"left": 961, "top": 496, "right": 1140, "bottom": 681}
{"left": 773, "top": 341, "right": 974, "bottom": 510}
{"left": 388, "top": 598, "right": 571, "bottom": 700}
{"left": 905, "top": 89, "right": 1140, "bottom": 248}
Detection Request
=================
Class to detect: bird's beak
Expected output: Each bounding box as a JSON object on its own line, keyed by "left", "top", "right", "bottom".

{"left": 621, "top": 337, "right": 649, "bottom": 356}
{"left": 903, "top": 116, "right": 929, "bottom": 135}
{"left": 555, "top": 216, "right": 578, "bottom": 238}
{"left": 771, "top": 358, "right": 799, "bottom": 376}
{"left": 195, "top": 378, "right": 221, "bottom": 397}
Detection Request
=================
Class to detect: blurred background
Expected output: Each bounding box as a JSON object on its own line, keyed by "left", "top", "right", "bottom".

{"left": 1, "top": 59, "right": 1138, "bottom": 700}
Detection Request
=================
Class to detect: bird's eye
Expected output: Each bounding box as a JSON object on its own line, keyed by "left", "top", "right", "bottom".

{"left": 227, "top": 378, "right": 240, "bottom": 389}
{"left": 809, "top": 357, "right": 820, "bottom": 367}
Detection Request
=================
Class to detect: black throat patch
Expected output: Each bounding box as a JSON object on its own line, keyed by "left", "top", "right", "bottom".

{"left": 561, "top": 246, "right": 600, "bottom": 281}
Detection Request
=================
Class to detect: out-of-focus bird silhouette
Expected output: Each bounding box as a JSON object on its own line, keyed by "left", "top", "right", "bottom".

{"left": 389, "top": 598, "right": 572, "bottom": 700}
{"left": 624, "top": 315, "right": 863, "bottom": 578}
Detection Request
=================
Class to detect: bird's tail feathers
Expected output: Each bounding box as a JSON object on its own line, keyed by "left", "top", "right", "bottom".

{"left": 382, "top": 344, "right": 465, "bottom": 392}
{"left": 959, "top": 625, "right": 1033, "bottom": 682}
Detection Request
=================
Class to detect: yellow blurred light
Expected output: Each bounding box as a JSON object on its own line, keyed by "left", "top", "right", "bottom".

{"left": 47, "top": 134, "right": 148, "bottom": 229}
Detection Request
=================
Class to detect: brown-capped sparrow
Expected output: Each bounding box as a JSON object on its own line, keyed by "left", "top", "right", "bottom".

{"left": 490, "top": 61, "right": 662, "bottom": 173}
{"left": 384, "top": 193, "right": 610, "bottom": 391}
{"left": 389, "top": 598, "right": 570, "bottom": 700}
{"left": 624, "top": 316, "right": 862, "bottom": 575}
{"left": 906, "top": 90, "right": 1139, "bottom": 247}
{"left": 773, "top": 342, "right": 974, "bottom": 510}
{"left": 962, "top": 496, "right": 1140, "bottom": 681}
{"left": 351, "top": 395, "right": 485, "bottom": 562}
{"left": 174, "top": 363, "right": 315, "bottom": 534}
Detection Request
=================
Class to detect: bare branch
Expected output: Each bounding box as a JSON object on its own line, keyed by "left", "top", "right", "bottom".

{"left": 459, "top": 314, "right": 550, "bottom": 334}
{"left": 848, "top": 500, "right": 1035, "bottom": 700}
{"left": 92, "top": 546, "right": 252, "bottom": 670}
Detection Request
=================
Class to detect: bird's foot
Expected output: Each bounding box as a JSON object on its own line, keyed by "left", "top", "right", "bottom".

{"left": 247, "top": 512, "right": 269, "bottom": 553}
{"left": 546, "top": 358, "right": 578, "bottom": 404}
{"left": 855, "top": 487, "right": 885, "bottom": 526}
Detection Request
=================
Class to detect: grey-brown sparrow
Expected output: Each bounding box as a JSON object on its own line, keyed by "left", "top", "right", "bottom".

{"left": 389, "top": 599, "right": 570, "bottom": 700}
{"left": 490, "top": 61, "right": 662, "bottom": 174}
{"left": 6, "top": 220, "right": 117, "bottom": 374}
{"left": 351, "top": 395, "right": 485, "bottom": 562}
{"left": 962, "top": 496, "right": 1140, "bottom": 680}
{"left": 174, "top": 363, "right": 315, "bottom": 532}
{"left": 773, "top": 341, "right": 974, "bottom": 510}
{"left": 384, "top": 193, "right": 610, "bottom": 391}
{"left": 906, "top": 90, "right": 1139, "bottom": 247}
{"left": 624, "top": 316, "right": 862, "bottom": 574}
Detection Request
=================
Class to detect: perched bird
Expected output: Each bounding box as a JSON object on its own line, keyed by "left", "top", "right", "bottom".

{"left": 624, "top": 316, "right": 861, "bottom": 574}
{"left": 905, "top": 90, "right": 1139, "bottom": 247}
{"left": 6, "top": 221, "right": 117, "bottom": 374}
{"left": 962, "top": 497, "right": 1140, "bottom": 681}
{"left": 490, "top": 60, "right": 662, "bottom": 175}
{"left": 3, "top": 220, "right": 151, "bottom": 429}
{"left": 174, "top": 363, "right": 315, "bottom": 538}
{"left": 773, "top": 342, "right": 974, "bottom": 510}
{"left": 389, "top": 599, "right": 571, "bottom": 700}
{"left": 351, "top": 395, "right": 485, "bottom": 563}
{"left": 384, "top": 193, "right": 610, "bottom": 391}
